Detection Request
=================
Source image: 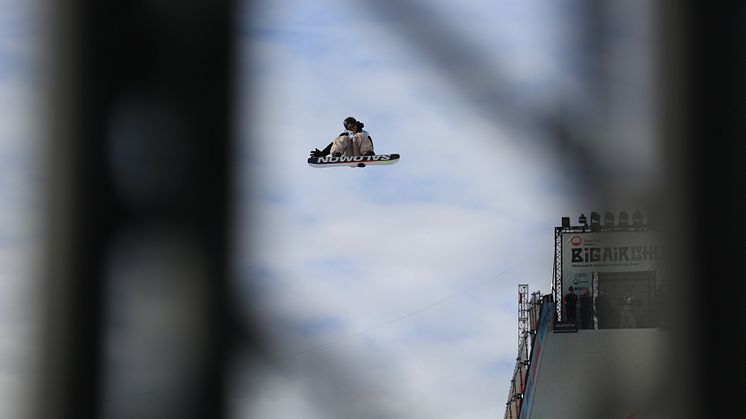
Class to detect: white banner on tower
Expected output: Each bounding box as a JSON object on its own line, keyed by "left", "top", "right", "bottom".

{"left": 561, "top": 230, "right": 663, "bottom": 297}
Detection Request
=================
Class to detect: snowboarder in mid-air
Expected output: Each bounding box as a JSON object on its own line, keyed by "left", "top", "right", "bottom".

{"left": 307, "top": 116, "right": 399, "bottom": 168}
{"left": 310, "top": 116, "right": 375, "bottom": 158}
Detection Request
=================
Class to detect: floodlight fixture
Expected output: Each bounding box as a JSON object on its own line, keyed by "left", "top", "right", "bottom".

{"left": 579, "top": 213, "right": 588, "bottom": 226}
{"left": 632, "top": 210, "right": 644, "bottom": 226}
{"left": 618, "top": 211, "right": 629, "bottom": 226}
{"left": 604, "top": 211, "right": 615, "bottom": 227}
{"left": 590, "top": 211, "right": 601, "bottom": 232}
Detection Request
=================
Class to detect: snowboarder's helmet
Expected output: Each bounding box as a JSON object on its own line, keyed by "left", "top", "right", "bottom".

{"left": 343, "top": 117, "right": 358, "bottom": 130}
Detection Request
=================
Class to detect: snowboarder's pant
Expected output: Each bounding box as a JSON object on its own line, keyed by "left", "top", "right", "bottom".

{"left": 330, "top": 133, "right": 373, "bottom": 156}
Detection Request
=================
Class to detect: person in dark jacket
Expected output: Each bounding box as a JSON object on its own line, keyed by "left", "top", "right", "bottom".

{"left": 579, "top": 288, "right": 593, "bottom": 329}
{"left": 596, "top": 289, "right": 618, "bottom": 329}
{"left": 564, "top": 287, "right": 578, "bottom": 322}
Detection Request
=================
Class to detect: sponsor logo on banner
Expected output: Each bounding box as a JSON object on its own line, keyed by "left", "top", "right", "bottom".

{"left": 562, "top": 231, "right": 663, "bottom": 273}
{"left": 554, "top": 321, "right": 578, "bottom": 333}
{"left": 560, "top": 230, "right": 664, "bottom": 301}
{"left": 570, "top": 246, "right": 662, "bottom": 263}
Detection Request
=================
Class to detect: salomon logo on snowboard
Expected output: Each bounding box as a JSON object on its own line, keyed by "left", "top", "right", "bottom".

{"left": 318, "top": 154, "right": 391, "bottom": 163}
{"left": 308, "top": 154, "right": 400, "bottom": 168}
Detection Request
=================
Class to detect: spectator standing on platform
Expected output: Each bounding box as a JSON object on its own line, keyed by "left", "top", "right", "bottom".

{"left": 580, "top": 288, "right": 593, "bottom": 329}
{"left": 564, "top": 287, "right": 578, "bottom": 322}
{"left": 596, "top": 289, "right": 618, "bottom": 329}
{"left": 619, "top": 291, "right": 637, "bottom": 328}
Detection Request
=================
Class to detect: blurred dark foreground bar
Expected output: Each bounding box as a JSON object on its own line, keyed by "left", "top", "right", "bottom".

{"left": 35, "top": 0, "right": 239, "bottom": 418}
{"left": 658, "top": 0, "right": 746, "bottom": 417}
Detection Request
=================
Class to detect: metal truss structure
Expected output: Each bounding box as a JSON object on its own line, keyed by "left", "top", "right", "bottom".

{"left": 552, "top": 225, "right": 589, "bottom": 321}
{"left": 518, "top": 284, "right": 529, "bottom": 343}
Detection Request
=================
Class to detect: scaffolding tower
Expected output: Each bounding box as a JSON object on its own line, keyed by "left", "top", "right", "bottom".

{"left": 518, "top": 284, "right": 529, "bottom": 344}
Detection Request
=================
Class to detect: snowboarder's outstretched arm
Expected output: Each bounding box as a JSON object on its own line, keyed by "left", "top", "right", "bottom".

{"left": 309, "top": 141, "right": 333, "bottom": 158}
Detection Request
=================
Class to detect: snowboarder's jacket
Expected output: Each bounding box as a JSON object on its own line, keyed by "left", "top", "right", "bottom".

{"left": 330, "top": 129, "right": 374, "bottom": 157}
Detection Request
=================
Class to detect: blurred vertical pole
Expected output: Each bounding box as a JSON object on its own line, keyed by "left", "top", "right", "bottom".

{"left": 657, "top": 1, "right": 746, "bottom": 417}
{"left": 36, "top": 0, "right": 236, "bottom": 418}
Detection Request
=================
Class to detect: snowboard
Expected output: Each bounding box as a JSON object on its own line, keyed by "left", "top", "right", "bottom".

{"left": 308, "top": 153, "right": 400, "bottom": 168}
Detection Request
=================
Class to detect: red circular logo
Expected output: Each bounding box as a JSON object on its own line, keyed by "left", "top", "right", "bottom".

{"left": 570, "top": 236, "right": 582, "bottom": 246}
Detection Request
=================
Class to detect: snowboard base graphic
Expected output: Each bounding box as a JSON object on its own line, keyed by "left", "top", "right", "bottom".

{"left": 307, "top": 153, "right": 400, "bottom": 168}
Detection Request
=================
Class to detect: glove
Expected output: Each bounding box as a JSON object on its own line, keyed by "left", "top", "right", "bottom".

{"left": 363, "top": 151, "right": 375, "bottom": 156}
{"left": 310, "top": 148, "right": 324, "bottom": 158}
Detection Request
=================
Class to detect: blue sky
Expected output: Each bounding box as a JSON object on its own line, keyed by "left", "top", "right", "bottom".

{"left": 0, "top": 0, "right": 656, "bottom": 418}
